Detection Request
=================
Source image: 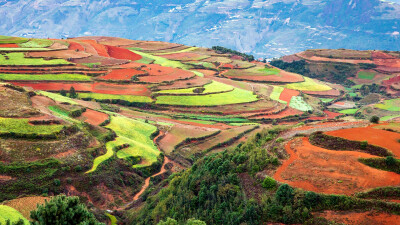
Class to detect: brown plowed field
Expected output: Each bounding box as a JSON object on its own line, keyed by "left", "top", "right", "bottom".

{"left": 279, "top": 88, "right": 299, "bottom": 104}
{"left": 156, "top": 76, "right": 211, "bottom": 90}
{"left": 0, "top": 44, "right": 19, "bottom": 47}
{"left": 160, "top": 52, "right": 207, "bottom": 61}
{"left": 273, "top": 137, "right": 400, "bottom": 195}
{"left": 68, "top": 41, "right": 85, "bottom": 51}
{"left": 27, "top": 50, "right": 91, "bottom": 59}
{"left": 297, "top": 51, "right": 374, "bottom": 64}
{"left": 314, "top": 210, "right": 400, "bottom": 225}
{"left": 3, "top": 196, "right": 50, "bottom": 219}
{"left": 79, "top": 40, "right": 109, "bottom": 57}
{"left": 325, "top": 126, "right": 400, "bottom": 157}
{"left": 12, "top": 82, "right": 150, "bottom": 96}
{"left": 98, "top": 68, "right": 145, "bottom": 80}
{"left": 303, "top": 89, "right": 341, "bottom": 97}
{"left": 106, "top": 45, "right": 142, "bottom": 61}
{"left": 250, "top": 107, "right": 302, "bottom": 119}
{"left": 81, "top": 109, "right": 109, "bottom": 126}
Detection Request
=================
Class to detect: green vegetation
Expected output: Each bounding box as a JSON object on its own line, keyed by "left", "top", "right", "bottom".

{"left": 375, "top": 98, "right": 400, "bottom": 111}
{"left": 261, "top": 176, "right": 277, "bottom": 189}
{"left": 18, "top": 39, "right": 53, "bottom": 48}
{"left": 156, "top": 88, "right": 258, "bottom": 106}
{"left": 0, "top": 48, "right": 49, "bottom": 51}
{"left": 0, "top": 36, "right": 28, "bottom": 44}
{"left": 359, "top": 156, "right": 400, "bottom": 174}
{"left": 285, "top": 77, "right": 332, "bottom": 92}
{"left": 258, "top": 67, "right": 280, "bottom": 75}
{"left": 357, "top": 71, "right": 376, "bottom": 80}
{"left": 78, "top": 93, "right": 153, "bottom": 103}
{"left": 0, "top": 205, "right": 29, "bottom": 225}
{"left": 212, "top": 46, "right": 254, "bottom": 61}
{"left": 289, "top": 96, "right": 313, "bottom": 112}
{"left": 157, "top": 81, "right": 233, "bottom": 95}
{"left": 0, "top": 73, "right": 91, "bottom": 81}
{"left": 157, "top": 218, "right": 206, "bottom": 225}
{"left": 106, "top": 213, "right": 117, "bottom": 225}
{"left": 156, "top": 47, "right": 198, "bottom": 55}
{"left": 81, "top": 62, "right": 101, "bottom": 68}
{"left": 339, "top": 108, "right": 358, "bottom": 114}
{"left": 270, "top": 59, "right": 309, "bottom": 75}
{"left": 38, "top": 91, "right": 78, "bottom": 104}
{"left": 0, "top": 117, "right": 64, "bottom": 137}
{"left": 269, "top": 86, "right": 286, "bottom": 104}
{"left": 370, "top": 115, "right": 380, "bottom": 124}
{"left": 0, "top": 53, "right": 72, "bottom": 66}
{"left": 30, "top": 195, "right": 104, "bottom": 225}
{"left": 87, "top": 116, "right": 160, "bottom": 173}
{"left": 319, "top": 98, "right": 334, "bottom": 103}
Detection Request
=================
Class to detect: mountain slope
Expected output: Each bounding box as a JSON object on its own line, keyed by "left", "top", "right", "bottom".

{"left": 1, "top": 0, "right": 399, "bottom": 58}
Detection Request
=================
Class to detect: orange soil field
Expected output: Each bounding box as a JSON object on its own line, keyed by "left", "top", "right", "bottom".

{"left": 79, "top": 40, "right": 109, "bottom": 57}
{"left": 156, "top": 76, "right": 211, "bottom": 90}
{"left": 0, "top": 43, "right": 19, "bottom": 47}
{"left": 314, "top": 210, "right": 400, "bottom": 225}
{"left": 98, "top": 68, "right": 145, "bottom": 80}
{"left": 68, "top": 41, "right": 85, "bottom": 52}
{"left": 279, "top": 88, "right": 299, "bottom": 104}
{"left": 71, "top": 55, "right": 128, "bottom": 66}
{"left": 274, "top": 137, "right": 400, "bottom": 195}
{"left": 297, "top": 51, "right": 374, "bottom": 64}
{"left": 303, "top": 89, "right": 341, "bottom": 97}
{"left": 11, "top": 82, "right": 150, "bottom": 96}
{"left": 106, "top": 45, "right": 142, "bottom": 61}
{"left": 193, "top": 69, "right": 217, "bottom": 77}
{"left": 81, "top": 109, "right": 109, "bottom": 126}
{"left": 250, "top": 107, "right": 301, "bottom": 119}
{"left": 4, "top": 196, "right": 50, "bottom": 219}
{"left": 139, "top": 65, "right": 194, "bottom": 83}
{"left": 372, "top": 51, "right": 400, "bottom": 68}
{"left": 326, "top": 126, "right": 400, "bottom": 157}
{"left": 124, "top": 41, "right": 182, "bottom": 51}
{"left": 307, "top": 110, "right": 342, "bottom": 120}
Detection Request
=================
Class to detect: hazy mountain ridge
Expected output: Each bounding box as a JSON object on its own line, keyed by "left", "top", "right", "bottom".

{"left": 1, "top": 0, "right": 399, "bottom": 58}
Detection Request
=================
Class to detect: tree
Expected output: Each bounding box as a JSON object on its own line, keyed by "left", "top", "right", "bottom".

{"left": 185, "top": 219, "right": 207, "bottom": 225}
{"left": 370, "top": 115, "right": 380, "bottom": 124}
{"left": 157, "top": 218, "right": 178, "bottom": 225}
{"left": 30, "top": 195, "right": 104, "bottom": 225}
{"left": 261, "top": 176, "right": 277, "bottom": 189}
{"left": 275, "top": 184, "right": 294, "bottom": 206}
{"left": 386, "top": 156, "right": 396, "bottom": 166}
{"left": 60, "top": 89, "right": 67, "bottom": 96}
{"left": 69, "top": 86, "right": 78, "bottom": 98}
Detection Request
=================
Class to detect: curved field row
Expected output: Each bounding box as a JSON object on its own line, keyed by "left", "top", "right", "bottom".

{"left": 285, "top": 77, "right": 332, "bottom": 92}
{"left": 68, "top": 41, "right": 85, "bottom": 51}
{"left": 78, "top": 93, "right": 152, "bottom": 103}
{"left": 297, "top": 51, "right": 374, "bottom": 64}
{"left": 0, "top": 205, "right": 29, "bottom": 225}
{"left": 87, "top": 116, "right": 160, "bottom": 173}
{"left": 0, "top": 36, "right": 28, "bottom": 44}
{"left": 18, "top": 39, "right": 53, "bottom": 48}
{"left": 225, "top": 69, "right": 304, "bottom": 83}
{"left": 79, "top": 40, "right": 109, "bottom": 57}
{"left": 0, "top": 44, "right": 19, "bottom": 47}
{"left": 155, "top": 88, "right": 258, "bottom": 106}
{"left": 325, "top": 126, "right": 400, "bottom": 157}
{"left": 274, "top": 137, "right": 400, "bottom": 195}
{"left": 71, "top": 55, "right": 128, "bottom": 67}
{"left": 157, "top": 81, "right": 233, "bottom": 95}
{"left": 156, "top": 76, "right": 211, "bottom": 90}
{"left": 373, "top": 51, "right": 400, "bottom": 68}
{"left": 160, "top": 52, "right": 209, "bottom": 61}
{"left": 12, "top": 82, "right": 150, "bottom": 96}
{"left": 303, "top": 89, "right": 341, "bottom": 97}
{"left": 3, "top": 196, "right": 50, "bottom": 220}
{"left": 0, "top": 53, "right": 72, "bottom": 66}
{"left": 106, "top": 45, "right": 142, "bottom": 61}
{"left": 98, "top": 68, "right": 145, "bottom": 80}
{"left": 155, "top": 46, "right": 198, "bottom": 55}
{"left": 1, "top": 73, "right": 91, "bottom": 81}
{"left": 0, "top": 117, "right": 64, "bottom": 136}
{"left": 375, "top": 98, "right": 400, "bottom": 111}
{"left": 249, "top": 107, "right": 301, "bottom": 119}
{"left": 26, "top": 49, "right": 91, "bottom": 59}
{"left": 139, "top": 68, "right": 195, "bottom": 83}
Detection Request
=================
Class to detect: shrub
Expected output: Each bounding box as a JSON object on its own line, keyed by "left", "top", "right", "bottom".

{"left": 370, "top": 115, "right": 380, "bottom": 124}
{"left": 53, "top": 179, "right": 61, "bottom": 186}
{"left": 262, "top": 176, "right": 277, "bottom": 189}
{"left": 276, "top": 184, "right": 294, "bottom": 205}
{"left": 360, "top": 141, "right": 368, "bottom": 150}
{"left": 386, "top": 156, "right": 396, "bottom": 166}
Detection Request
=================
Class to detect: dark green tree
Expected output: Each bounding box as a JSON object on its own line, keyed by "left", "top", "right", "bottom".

{"left": 370, "top": 115, "right": 380, "bottom": 124}
{"left": 275, "top": 184, "right": 294, "bottom": 206}
{"left": 59, "top": 89, "right": 67, "bottom": 96}
{"left": 69, "top": 86, "right": 78, "bottom": 98}
{"left": 30, "top": 195, "right": 104, "bottom": 225}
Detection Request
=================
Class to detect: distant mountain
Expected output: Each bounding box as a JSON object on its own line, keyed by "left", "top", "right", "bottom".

{"left": 1, "top": 0, "right": 399, "bottom": 58}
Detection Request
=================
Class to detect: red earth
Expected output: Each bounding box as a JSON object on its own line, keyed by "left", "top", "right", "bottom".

{"left": 81, "top": 109, "right": 109, "bottom": 126}
{"left": 314, "top": 210, "right": 400, "bottom": 225}
{"left": 279, "top": 88, "right": 299, "bottom": 105}
{"left": 0, "top": 43, "right": 19, "bottom": 47}
{"left": 303, "top": 89, "right": 341, "bottom": 97}
{"left": 273, "top": 137, "right": 400, "bottom": 195}
{"left": 250, "top": 107, "right": 302, "bottom": 119}
{"left": 325, "top": 126, "right": 400, "bottom": 157}
{"left": 98, "top": 68, "right": 145, "bottom": 80}
{"left": 161, "top": 52, "right": 205, "bottom": 61}
{"left": 79, "top": 40, "right": 109, "bottom": 57}
{"left": 11, "top": 82, "right": 150, "bottom": 96}
{"left": 68, "top": 42, "right": 85, "bottom": 52}
{"left": 106, "top": 45, "right": 142, "bottom": 61}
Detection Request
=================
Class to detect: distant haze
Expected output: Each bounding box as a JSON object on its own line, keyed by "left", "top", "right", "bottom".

{"left": 1, "top": 0, "right": 399, "bottom": 58}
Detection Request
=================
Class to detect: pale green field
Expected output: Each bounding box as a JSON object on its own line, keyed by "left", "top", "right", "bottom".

{"left": 157, "top": 81, "right": 233, "bottom": 95}
{"left": 156, "top": 88, "right": 258, "bottom": 106}
{"left": 39, "top": 91, "right": 78, "bottom": 104}
{"left": 289, "top": 96, "right": 313, "bottom": 112}
{"left": 0, "top": 53, "right": 72, "bottom": 65}
{"left": 155, "top": 46, "right": 198, "bottom": 55}
{"left": 0, "top": 117, "right": 64, "bottom": 135}
{"left": 0, "top": 205, "right": 30, "bottom": 225}
{"left": 285, "top": 77, "right": 332, "bottom": 91}
{"left": 78, "top": 93, "right": 153, "bottom": 103}
{"left": 0, "top": 73, "right": 91, "bottom": 81}
{"left": 269, "top": 86, "right": 286, "bottom": 104}
{"left": 375, "top": 98, "right": 400, "bottom": 111}
{"left": 18, "top": 39, "right": 53, "bottom": 48}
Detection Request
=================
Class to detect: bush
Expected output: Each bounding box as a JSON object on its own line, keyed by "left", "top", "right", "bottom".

{"left": 386, "top": 156, "right": 396, "bottom": 166}
{"left": 53, "top": 179, "right": 61, "bottom": 186}
{"left": 261, "top": 176, "right": 277, "bottom": 189}
{"left": 275, "top": 184, "right": 294, "bottom": 205}
{"left": 370, "top": 115, "right": 380, "bottom": 124}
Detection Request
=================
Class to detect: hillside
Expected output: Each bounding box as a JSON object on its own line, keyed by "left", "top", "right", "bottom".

{"left": 1, "top": 0, "right": 400, "bottom": 58}
{"left": 0, "top": 35, "right": 399, "bottom": 224}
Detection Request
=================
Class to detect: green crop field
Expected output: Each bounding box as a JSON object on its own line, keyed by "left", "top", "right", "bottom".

{"left": 257, "top": 67, "right": 280, "bottom": 75}
{"left": 156, "top": 88, "right": 258, "bottom": 106}
{"left": 157, "top": 81, "right": 233, "bottom": 95}
{"left": 285, "top": 77, "right": 332, "bottom": 91}
{"left": 319, "top": 98, "right": 334, "bottom": 103}
{"left": 0, "top": 205, "right": 29, "bottom": 225}
{"left": 18, "top": 39, "right": 53, "bottom": 48}
{"left": 155, "top": 46, "right": 198, "bottom": 55}
{"left": 39, "top": 91, "right": 78, "bottom": 104}
{"left": 87, "top": 116, "right": 159, "bottom": 173}
{"left": 0, "top": 36, "right": 28, "bottom": 44}
{"left": 0, "top": 48, "right": 49, "bottom": 51}
{"left": 375, "top": 98, "right": 400, "bottom": 111}
{"left": 269, "top": 86, "right": 286, "bottom": 104}
{"left": 81, "top": 62, "right": 101, "bottom": 68}
{"left": 289, "top": 96, "right": 313, "bottom": 111}
{"left": 78, "top": 93, "right": 153, "bottom": 103}
{"left": 0, "top": 117, "right": 64, "bottom": 136}
{"left": 0, "top": 53, "right": 72, "bottom": 66}
{"left": 0, "top": 73, "right": 91, "bottom": 81}
{"left": 357, "top": 71, "right": 376, "bottom": 80}
{"left": 339, "top": 108, "right": 358, "bottom": 114}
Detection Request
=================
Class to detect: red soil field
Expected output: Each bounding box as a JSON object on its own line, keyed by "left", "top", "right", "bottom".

{"left": 71, "top": 55, "right": 128, "bottom": 66}
{"left": 11, "top": 82, "right": 150, "bottom": 96}
{"left": 314, "top": 210, "right": 400, "bottom": 225}
{"left": 297, "top": 51, "right": 374, "bottom": 64}
{"left": 303, "top": 89, "right": 341, "bottom": 97}
{"left": 250, "top": 107, "right": 302, "bottom": 119}
{"left": 98, "top": 68, "right": 145, "bottom": 80}
{"left": 106, "top": 45, "right": 142, "bottom": 61}
{"left": 68, "top": 41, "right": 85, "bottom": 52}
{"left": 372, "top": 51, "right": 400, "bottom": 68}
{"left": 220, "top": 63, "right": 234, "bottom": 69}
{"left": 193, "top": 69, "right": 217, "bottom": 77}
{"left": 306, "top": 110, "right": 342, "bottom": 121}
{"left": 81, "top": 109, "right": 109, "bottom": 126}
{"left": 274, "top": 137, "right": 400, "bottom": 195}
{"left": 79, "top": 40, "right": 109, "bottom": 57}
{"left": 0, "top": 43, "right": 19, "bottom": 47}
{"left": 326, "top": 126, "right": 400, "bottom": 157}
{"left": 157, "top": 76, "right": 211, "bottom": 90}
{"left": 139, "top": 64, "right": 195, "bottom": 83}
{"left": 279, "top": 88, "right": 299, "bottom": 105}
